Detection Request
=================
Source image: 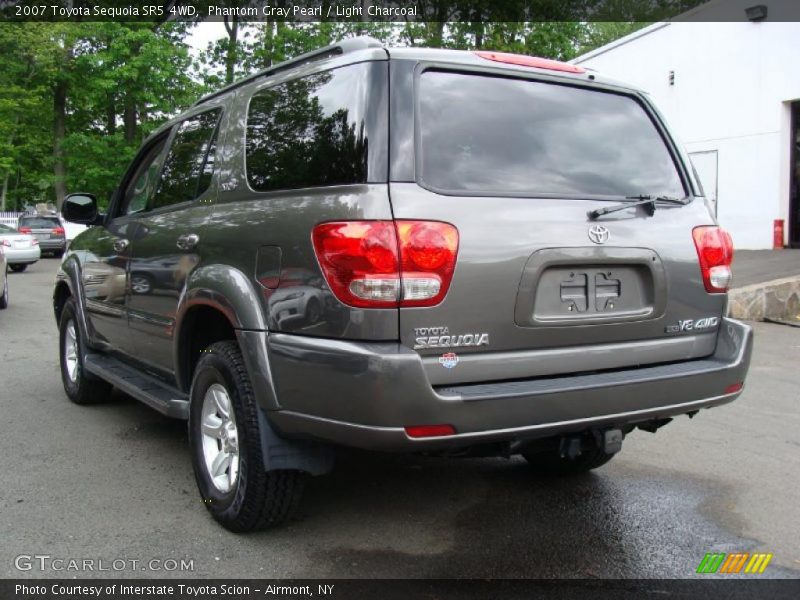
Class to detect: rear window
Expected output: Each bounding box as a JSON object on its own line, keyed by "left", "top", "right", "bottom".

{"left": 18, "top": 217, "right": 60, "bottom": 228}
{"left": 418, "top": 71, "right": 685, "bottom": 198}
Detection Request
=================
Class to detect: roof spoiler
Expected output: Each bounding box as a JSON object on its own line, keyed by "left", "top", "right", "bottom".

{"left": 193, "top": 36, "right": 384, "bottom": 107}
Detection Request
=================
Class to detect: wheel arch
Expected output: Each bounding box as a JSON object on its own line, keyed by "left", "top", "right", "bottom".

{"left": 174, "top": 264, "right": 279, "bottom": 410}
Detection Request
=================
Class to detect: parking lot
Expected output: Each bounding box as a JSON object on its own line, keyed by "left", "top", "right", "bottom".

{"left": 1, "top": 258, "right": 799, "bottom": 579}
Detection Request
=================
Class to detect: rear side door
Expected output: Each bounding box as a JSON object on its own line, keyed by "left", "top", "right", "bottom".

{"left": 127, "top": 107, "right": 223, "bottom": 376}
{"left": 389, "top": 62, "right": 721, "bottom": 386}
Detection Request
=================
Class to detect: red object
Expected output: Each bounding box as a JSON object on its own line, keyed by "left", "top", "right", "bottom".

{"left": 312, "top": 220, "right": 458, "bottom": 309}
{"left": 395, "top": 221, "right": 459, "bottom": 308}
{"left": 405, "top": 424, "right": 456, "bottom": 438}
{"left": 773, "top": 219, "right": 785, "bottom": 249}
{"left": 692, "top": 226, "right": 734, "bottom": 293}
{"left": 1, "top": 239, "right": 10, "bottom": 247}
{"left": 475, "top": 50, "right": 585, "bottom": 74}
{"left": 724, "top": 382, "right": 744, "bottom": 394}
{"left": 52, "top": 226, "right": 65, "bottom": 235}
{"left": 19, "top": 227, "right": 32, "bottom": 234}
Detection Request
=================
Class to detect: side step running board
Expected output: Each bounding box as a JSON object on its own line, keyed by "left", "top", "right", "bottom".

{"left": 84, "top": 353, "right": 189, "bottom": 419}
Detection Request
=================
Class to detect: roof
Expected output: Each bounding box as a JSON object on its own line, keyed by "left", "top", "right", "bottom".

{"left": 571, "top": 23, "right": 670, "bottom": 65}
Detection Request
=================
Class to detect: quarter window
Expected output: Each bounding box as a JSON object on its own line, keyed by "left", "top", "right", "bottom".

{"left": 246, "top": 64, "right": 370, "bottom": 191}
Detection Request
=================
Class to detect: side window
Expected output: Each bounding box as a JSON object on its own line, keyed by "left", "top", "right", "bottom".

{"left": 149, "top": 109, "right": 221, "bottom": 211}
{"left": 121, "top": 138, "right": 167, "bottom": 216}
{"left": 246, "top": 63, "right": 369, "bottom": 191}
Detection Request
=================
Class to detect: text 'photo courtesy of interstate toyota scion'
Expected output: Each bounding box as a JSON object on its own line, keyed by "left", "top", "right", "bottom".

{"left": 53, "top": 36, "right": 752, "bottom": 533}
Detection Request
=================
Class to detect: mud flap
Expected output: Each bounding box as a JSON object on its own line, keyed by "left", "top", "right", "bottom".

{"left": 257, "top": 408, "right": 334, "bottom": 476}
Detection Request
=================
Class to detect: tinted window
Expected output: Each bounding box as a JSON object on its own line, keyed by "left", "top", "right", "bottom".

{"left": 18, "top": 217, "right": 60, "bottom": 228}
{"left": 122, "top": 138, "right": 167, "bottom": 216}
{"left": 0, "top": 224, "right": 17, "bottom": 233}
{"left": 246, "top": 64, "right": 369, "bottom": 191}
{"left": 150, "top": 109, "right": 221, "bottom": 210}
{"left": 418, "top": 71, "right": 685, "bottom": 198}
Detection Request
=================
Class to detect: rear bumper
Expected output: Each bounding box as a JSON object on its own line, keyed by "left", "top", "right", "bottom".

{"left": 264, "top": 319, "right": 753, "bottom": 451}
{"left": 4, "top": 247, "right": 40, "bottom": 264}
{"left": 38, "top": 239, "right": 66, "bottom": 251}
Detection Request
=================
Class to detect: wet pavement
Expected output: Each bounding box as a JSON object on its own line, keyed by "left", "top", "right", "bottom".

{"left": 2, "top": 259, "right": 799, "bottom": 579}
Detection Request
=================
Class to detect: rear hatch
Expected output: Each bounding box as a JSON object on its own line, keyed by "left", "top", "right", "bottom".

{"left": 390, "top": 66, "right": 727, "bottom": 385}
{"left": 18, "top": 216, "right": 64, "bottom": 242}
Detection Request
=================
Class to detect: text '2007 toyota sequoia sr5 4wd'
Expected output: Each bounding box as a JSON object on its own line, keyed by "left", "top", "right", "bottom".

{"left": 54, "top": 37, "right": 752, "bottom": 532}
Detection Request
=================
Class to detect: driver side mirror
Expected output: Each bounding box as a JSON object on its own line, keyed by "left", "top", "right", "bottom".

{"left": 62, "top": 193, "right": 102, "bottom": 225}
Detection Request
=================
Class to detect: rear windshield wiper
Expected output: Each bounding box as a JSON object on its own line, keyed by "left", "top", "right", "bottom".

{"left": 588, "top": 195, "right": 688, "bottom": 220}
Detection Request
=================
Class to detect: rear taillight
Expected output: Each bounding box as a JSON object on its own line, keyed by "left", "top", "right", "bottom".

{"left": 19, "top": 227, "right": 32, "bottom": 234}
{"left": 396, "top": 221, "right": 459, "bottom": 307}
{"left": 693, "top": 226, "right": 734, "bottom": 293}
{"left": 311, "top": 220, "right": 459, "bottom": 308}
{"left": 1, "top": 240, "right": 10, "bottom": 247}
{"left": 31, "top": 239, "right": 39, "bottom": 246}
{"left": 53, "top": 226, "right": 65, "bottom": 235}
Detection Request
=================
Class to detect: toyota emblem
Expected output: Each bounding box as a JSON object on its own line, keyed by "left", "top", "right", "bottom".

{"left": 588, "top": 225, "right": 610, "bottom": 245}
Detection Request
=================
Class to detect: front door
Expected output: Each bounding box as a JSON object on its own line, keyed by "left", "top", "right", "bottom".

{"left": 127, "top": 108, "right": 223, "bottom": 376}
{"left": 77, "top": 135, "right": 168, "bottom": 357}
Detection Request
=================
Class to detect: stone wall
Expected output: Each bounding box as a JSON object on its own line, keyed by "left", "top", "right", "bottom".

{"left": 727, "top": 277, "right": 800, "bottom": 321}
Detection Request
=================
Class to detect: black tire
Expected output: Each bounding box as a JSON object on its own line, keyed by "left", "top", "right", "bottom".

{"left": 522, "top": 446, "right": 615, "bottom": 476}
{"left": 9, "top": 264, "right": 27, "bottom": 272}
{"left": 189, "top": 340, "right": 305, "bottom": 532}
{"left": 0, "top": 269, "right": 8, "bottom": 309}
{"left": 59, "top": 298, "right": 112, "bottom": 404}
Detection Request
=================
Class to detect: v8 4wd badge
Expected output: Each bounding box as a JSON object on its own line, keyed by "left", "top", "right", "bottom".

{"left": 666, "top": 317, "right": 719, "bottom": 333}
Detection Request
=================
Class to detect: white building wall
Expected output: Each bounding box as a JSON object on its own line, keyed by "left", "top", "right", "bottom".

{"left": 575, "top": 19, "right": 800, "bottom": 249}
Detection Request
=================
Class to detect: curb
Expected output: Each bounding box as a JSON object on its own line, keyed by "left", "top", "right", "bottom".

{"left": 727, "top": 276, "right": 800, "bottom": 321}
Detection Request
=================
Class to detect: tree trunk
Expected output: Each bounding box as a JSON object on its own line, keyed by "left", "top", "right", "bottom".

{"left": 53, "top": 79, "right": 68, "bottom": 208}
{"left": 263, "top": 20, "right": 273, "bottom": 69}
{"left": 0, "top": 173, "right": 8, "bottom": 212}
{"left": 224, "top": 15, "right": 239, "bottom": 85}
{"left": 123, "top": 97, "right": 137, "bottom": 144}
{"left": 106, "top": 93, "right": 116, "bottom": 135}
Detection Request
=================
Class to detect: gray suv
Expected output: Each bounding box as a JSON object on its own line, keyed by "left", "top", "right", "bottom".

{"left": 54, "top": 38, "right": 753, "bottom": 532}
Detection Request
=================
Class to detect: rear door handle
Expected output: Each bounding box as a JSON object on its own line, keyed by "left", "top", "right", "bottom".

{"left": 176, "top": 233, "right": 199, "bottom": 251}
{"left": 113, "top": 239, "right": 129, "bottom": 253}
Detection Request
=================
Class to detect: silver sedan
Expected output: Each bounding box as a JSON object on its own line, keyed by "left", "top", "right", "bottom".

{"left": 0, "top": 223, "right": 41, "bottom": 272}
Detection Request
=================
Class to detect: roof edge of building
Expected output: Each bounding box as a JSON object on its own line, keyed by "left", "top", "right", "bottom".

{"left": 571, "top": 22, "right": 670, "bottom": 65}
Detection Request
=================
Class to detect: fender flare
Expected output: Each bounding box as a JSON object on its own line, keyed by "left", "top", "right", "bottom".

{"left": 174, "top": 264, "right": 279, "bottom": 410}
{"left": 55, "top": 257, "right": 97, "bottom": 352}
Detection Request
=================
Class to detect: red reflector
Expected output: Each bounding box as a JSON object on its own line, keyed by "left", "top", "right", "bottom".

{"left": 724, "top": 382, "right": 743, "bottom": 394}
{"left": 405, "top": 425, "right": 456, "bottom": 438}
{"left": 475, "top": 50, "right": 585, "bottom": 74}
{"left": 692, "top": 226, "right": 734, "bottom": 293}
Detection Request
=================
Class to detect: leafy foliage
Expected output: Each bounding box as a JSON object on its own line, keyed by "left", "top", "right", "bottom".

{"left": 1, "top": 16, "right": 678, "bottom": 210}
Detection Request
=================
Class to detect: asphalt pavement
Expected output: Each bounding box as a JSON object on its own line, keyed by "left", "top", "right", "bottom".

{"left": 1, "top": 258, "right": 799, "bottom": 579}
{"left": 732, "top": 249, "right": 800, "bottom": 287}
